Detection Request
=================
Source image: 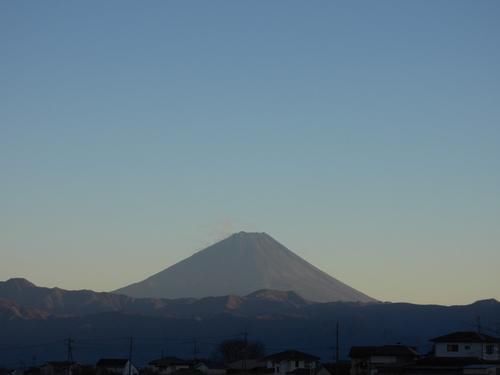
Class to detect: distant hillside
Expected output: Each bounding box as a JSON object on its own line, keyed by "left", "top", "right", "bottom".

{"left": 0, "top": 277, "right": 140, "bottom": 316}
{"left": 115, "top": 232, "right": 376, "bottom": 302}
{"left": 2, "top": 279, "right": 498, "bottom": 322}
{"left": 0, "top": 298, "right": 48, "bottom": 320}
{"left": 0, "top": 278, "right": 314, "bottom": 318}
{"left": 0, "top": 279, "right": 498, "bottom": 366}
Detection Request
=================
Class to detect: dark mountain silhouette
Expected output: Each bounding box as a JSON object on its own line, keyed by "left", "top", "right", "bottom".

{"left": 0, "top": 278, "right": 311, "bottom": 318}
{"left": 0, "top": 277, "right": 138, "bottom": 316}
{"left": 0, "top": 279, "right": 498, "bottom": 366}
{"left": 115, "top": 232, "right": 375, "bottom": 303}
{"left": 3, "top": 278, "right": 499, "bottom": 322}
{"left": 1, "top": 233, "right": 498, "bottom": 365}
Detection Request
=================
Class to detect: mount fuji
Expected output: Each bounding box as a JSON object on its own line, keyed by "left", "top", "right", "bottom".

{"left": 114, "top": 231, "right": 376, "bottom": 303}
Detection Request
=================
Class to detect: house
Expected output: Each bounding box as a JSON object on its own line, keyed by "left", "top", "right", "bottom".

{"left": 430, "top": 332, "right": 500, "bottom": 361}
{"left": 391, "top": 357, "right": 500, "bottom": 375}
{"left": 11, "top": 368, "right": 41, "bottom": 375}
{"left": 23, "top": 369, "right": 41, "bottom": 375}
{"left": 463, "top": 363, "right": 500, "bottom": 375}
{"left": 96, "top": 359, "right": 138, "bottom": 375}
{"left": 349, "top": 345, "right": 419, "bottom": 375}
{"left": 40, "top": 362, "right": 80, "bottom": 375}
{"left": 227, "top": 359, "right": 271, "bottom": 374}
{"left": 193, "top": 361, "right": 226, "bottom": 375}
{"left": 164, "top": 370, "right": 203, "bottom": 375}
{"left": 316, "top": 362, "right": 351, "bottom": 375}
{"left": 367, "top": 331, "right": 500, "bottom": 375}
{"left": 148, "top": 357, "right": 191, "bottom": 375}
{"left": 9, "top": 366, "right": 41, "bottom": 375}
{"left": 263, "top": 350, "right": 320, "bottom": 375}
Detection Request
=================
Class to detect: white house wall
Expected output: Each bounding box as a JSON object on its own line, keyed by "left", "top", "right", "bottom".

{"left": 435, "top": 343, "right": 500, "bottom": 360}
{"left": 369, "top": 356, "right": 397, "bottom": 364}
{"left": 268, "top": 360, "right": 317, "bottom": 375}
{"left": 121, "top": 362, "right": 139, "bottom": 375}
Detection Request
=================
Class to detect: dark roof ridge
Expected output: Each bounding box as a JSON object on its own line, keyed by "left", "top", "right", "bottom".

{"left": 263, "top": 350, "right": 320, "bottom": 361}
{"left": 349, "top": 345, "right": 419, "bottom": 358}
{"left": 430, "top": 331, "right": 500, "bottom": 343}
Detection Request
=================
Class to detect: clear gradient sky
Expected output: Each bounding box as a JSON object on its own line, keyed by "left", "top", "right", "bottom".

{"left": 1, "top": 1, "right": 499, "bottom": 305}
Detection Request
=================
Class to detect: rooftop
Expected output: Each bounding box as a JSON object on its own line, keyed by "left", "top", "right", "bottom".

{"left": 263, "top": 350, "right": 320, "bottom": 362}
{"left": 349, "top": 345, "right": 419, "bottom": 358}
{"left": 44, "top": 362, "right": 77, "bottom": 368}
{"left": 96, "top": 359, "right": 129, "bottom": 367}
{"left": 430, "top": 331, "right": 500, "bottom": 343}
{"left": 149, "top": 357, "right": 191, "bottom": 366}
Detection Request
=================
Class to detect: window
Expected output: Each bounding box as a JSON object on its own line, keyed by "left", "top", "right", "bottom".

{"left": 447, "top": 344, "right": 459, "bottom": 352}
{"left": 295, "top": 361, "right": 300, "bottom": 368}
{"left": 464, "top": 345, "right": 471, "bottom": 350}
{"left": 485, "top": 345, "right": 494, "bottom": 355}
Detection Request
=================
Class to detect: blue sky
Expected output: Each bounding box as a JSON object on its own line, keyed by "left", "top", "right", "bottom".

{"left": 1, "top": 1, "right": 499, "bottom": 304}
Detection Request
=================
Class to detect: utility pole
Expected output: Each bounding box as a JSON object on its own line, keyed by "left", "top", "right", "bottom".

{"left": 242, "top": 330, "right": 248, "bottom": 375}
{"left": 66, "top": 337, "right": 74, "bottom": 362}
{"left": 162, "top": 333, "right": 168, "bottom": 360}
{"left": 476, "top": 316, "right": 482, "bottom": 334}
{"left": 193, "top": 338, "right": 198, "bottom": 361}
{"left": 128, "top": 337, "right": 133, "bottom": 375}
{"left": 65, "top": 338, "right": 74, "bottom": 375}
{"left": 335, "top": 321, "right": 340, "bottom": 375}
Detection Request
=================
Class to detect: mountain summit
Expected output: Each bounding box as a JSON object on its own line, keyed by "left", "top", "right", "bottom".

{"left": 114, "top": 232, "right": 376, "bottom": 303}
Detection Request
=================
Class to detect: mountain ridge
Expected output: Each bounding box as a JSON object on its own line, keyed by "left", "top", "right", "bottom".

{"left": 1, "top": 279, "right": 499, "bottom": 365}
{"left": 2, "top": 277, "right": 497, "bottom": 320}
{"left": 0, "top": 278, "right": 319, "bottom": 319}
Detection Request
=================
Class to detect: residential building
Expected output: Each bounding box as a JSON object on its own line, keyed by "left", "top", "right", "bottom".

{"left": 349, "top": 345, "right": 419, "bottom": 375}
{"left": 316, "top": 362, "right": 351, "bottom": 375}
{"left": 193, "top": 361, "right": 226, "bottom": 375}
{"left": 430, "top": 332, "right": 500, "bottom": 361}
{"left": 148, "top": 357, "right": 191, "bottom": 375}
{"left": 40, "top": 362, "right": 81, "bottom": 375}
{"left": 263, "top": 350, "right": 319, "bottom": 375}
{"left": 96, "top": 359, "right": 138, "bottom": 375}
{"left": 226, "top": 359, "right": 270, "bottom": 374}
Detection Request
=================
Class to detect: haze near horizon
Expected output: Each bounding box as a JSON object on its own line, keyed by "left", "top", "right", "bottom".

{"left": 1, "top": 1, "right": 499, "bottom": 305}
